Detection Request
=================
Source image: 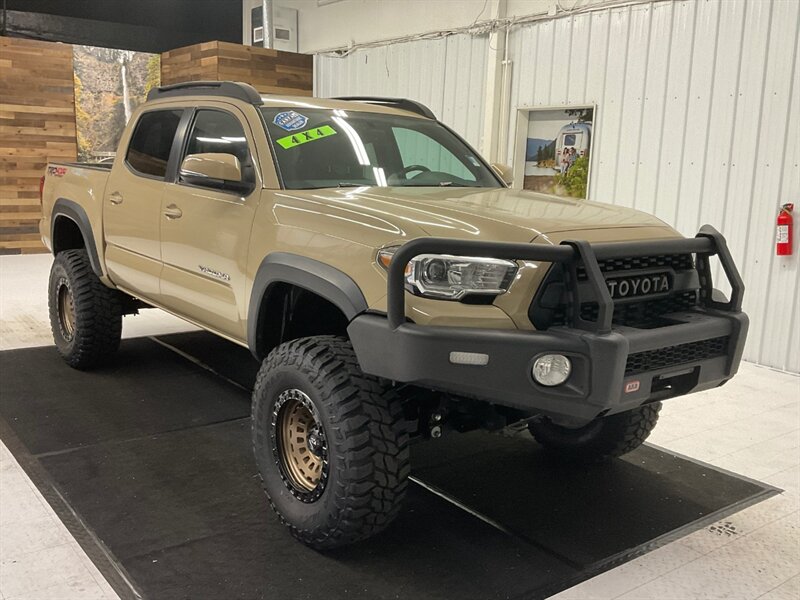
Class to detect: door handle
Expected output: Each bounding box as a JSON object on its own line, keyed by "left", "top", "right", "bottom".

{"left": 109, "top": 192, "right": 124, "bottom": 205}
{"left": 163, "top": 204, "right": 183, "bottom": 219}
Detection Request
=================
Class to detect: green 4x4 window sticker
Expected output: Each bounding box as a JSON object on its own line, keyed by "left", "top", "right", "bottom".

{"left": 276, "top": 125, "right": 337, "bottom": 149}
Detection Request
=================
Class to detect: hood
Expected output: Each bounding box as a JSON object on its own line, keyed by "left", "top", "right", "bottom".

{"left": 271, "top": 186, "right": 676, "bottom": 246}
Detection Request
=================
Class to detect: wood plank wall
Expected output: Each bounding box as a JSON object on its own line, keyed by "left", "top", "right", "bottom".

{"left": 161, "top": 41, "right": 313, "bottom": 96}
{"left": 0, "top": 38, "right": 311, "bottom": 254}
{"left": 0, "top": 37, "right": 77, "bottom": 254}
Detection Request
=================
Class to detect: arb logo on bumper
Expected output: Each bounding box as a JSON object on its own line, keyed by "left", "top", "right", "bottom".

{"left": 624, "top": 380, "right": 641, "bottom": 393}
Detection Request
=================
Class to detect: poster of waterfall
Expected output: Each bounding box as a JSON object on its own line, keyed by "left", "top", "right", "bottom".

{"left": 72, "top": 45, "right": 160, "bottom": 162}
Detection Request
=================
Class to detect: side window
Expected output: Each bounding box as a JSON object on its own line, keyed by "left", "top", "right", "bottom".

{"left": 391, "top": 127, "right": 475, "bottom": 181}
{"left": 185, "top": 110, "right": 250, "bottom": 166}
{"left": 126, "top": 110, "right": 183, "bottom": 178}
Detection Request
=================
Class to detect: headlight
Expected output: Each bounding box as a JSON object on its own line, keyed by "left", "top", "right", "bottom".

{"left": 377, "top": 247, "right": 518, "bottom": 300}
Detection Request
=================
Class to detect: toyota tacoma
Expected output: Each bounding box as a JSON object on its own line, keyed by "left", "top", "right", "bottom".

{"left": 39, "top": 81, "right": 748, "bottom": 549}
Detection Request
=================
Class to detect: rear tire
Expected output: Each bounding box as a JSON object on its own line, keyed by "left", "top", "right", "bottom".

{"left": 251, "top": 336, "right": 409, "bottom": 549}
{"left": 48, "top": 249, "right": 122, "bottom": 369}
{"left": 528, "top": 403, "right": 661, "bottom": 463}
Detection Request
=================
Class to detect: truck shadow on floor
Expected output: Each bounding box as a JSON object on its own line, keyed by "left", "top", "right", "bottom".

{"left": 0, "top": 332, "right": 775, "bottom": 600}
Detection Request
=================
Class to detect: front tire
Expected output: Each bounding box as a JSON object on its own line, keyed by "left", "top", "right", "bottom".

{"left": 529, "top": 403, "right": 661, "bottom": 463}
{"left": 48, "top": 249, "right": 122, "bottom": 369}
{"left": 251, "top": 336, "right": 409, "bottom": 549}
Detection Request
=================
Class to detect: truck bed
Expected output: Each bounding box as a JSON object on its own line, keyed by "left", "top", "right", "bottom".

{"left": 40, "top": 161, "right": 113, "bottom": 258}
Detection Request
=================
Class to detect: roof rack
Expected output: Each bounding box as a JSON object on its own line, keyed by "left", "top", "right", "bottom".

{"left": 147, "top": 81, "right": 263, "bottom": 105}
{"left": 333, "top": 97, "right": 436, "bottom": 120}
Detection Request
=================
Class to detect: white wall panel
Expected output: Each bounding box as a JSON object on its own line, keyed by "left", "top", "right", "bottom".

{"left": 634, "top": 1, "right": 673, "bottom": 217}
{"left": 649, "top": 1, "right": 693, "bottom": 223}
{"left": 314, "top": 33, "right": 488, "bottom": 150}
{"left": 751, "top": 0, "right": 800, "bottom": 370}
{"left": 314, "top": 0, "right": 800, "bottom": 372}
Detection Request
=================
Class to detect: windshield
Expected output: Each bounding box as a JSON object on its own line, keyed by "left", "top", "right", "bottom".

{"left": 261, "top": 107, "right": 502, "bottom": 190}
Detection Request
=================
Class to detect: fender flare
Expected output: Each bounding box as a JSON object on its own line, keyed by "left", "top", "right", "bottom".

{"left": 248, "top": 253, "right": 368, "bottom": 358}
{"left": 51, "top": 198, "right": 103, "bottom": 277}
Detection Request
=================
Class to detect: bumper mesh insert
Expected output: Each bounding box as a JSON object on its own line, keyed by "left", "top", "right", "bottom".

{"left": 549, "top": 290, "right": 699, "bottom": 329}
{"left": 625, "top": 336, "right": 729, "bottom": 376}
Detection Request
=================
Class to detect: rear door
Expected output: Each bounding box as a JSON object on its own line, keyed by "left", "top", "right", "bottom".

{"left": 104, "top": 108, "right": 186, "bottom": 297}
{"left": 158, "top": 105, "right": 260, "bottom": 340}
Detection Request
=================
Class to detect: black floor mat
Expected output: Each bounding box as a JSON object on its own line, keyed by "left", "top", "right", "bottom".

{"left": 0, "top": 337, "right": 250, "bottom": 456}
{"left": 0, "top": 334, "right": 777, "bottom": 600}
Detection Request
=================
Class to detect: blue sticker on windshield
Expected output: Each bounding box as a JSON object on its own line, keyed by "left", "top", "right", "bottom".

{"left": 273, "top": 111, "right": 308, "bottom": 132}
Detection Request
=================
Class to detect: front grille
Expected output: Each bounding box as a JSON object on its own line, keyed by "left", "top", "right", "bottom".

{"left": 576, "top": 254, "right": 694, "bottom": 281}
{"left": 531, "top": 253, "right": 699, "bottom": 330}
{"left": 625, "top": 336, "right": 729, "bottom": 376}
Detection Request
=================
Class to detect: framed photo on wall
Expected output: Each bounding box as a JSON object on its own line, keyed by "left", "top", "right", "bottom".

{"left": 512, "top": 105, "right": 596, "bottom": 200}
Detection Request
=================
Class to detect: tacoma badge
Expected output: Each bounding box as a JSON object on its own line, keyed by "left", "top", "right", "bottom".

{"left": 198, "top": 265, "right": 230, "bottom": 282}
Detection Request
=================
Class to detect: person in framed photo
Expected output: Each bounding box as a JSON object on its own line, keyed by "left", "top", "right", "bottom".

{"left": 567, "top": 147, "right": 577, "bottom": 171}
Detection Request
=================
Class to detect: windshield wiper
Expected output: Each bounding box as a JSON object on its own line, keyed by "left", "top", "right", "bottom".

{"left": 401, "top": 183, "right": 481, "bottom": 188}
{"left": 337, "top": 182, "right": 363, "bottom": 188}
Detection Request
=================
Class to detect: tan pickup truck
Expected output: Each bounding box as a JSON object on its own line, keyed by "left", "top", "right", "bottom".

{"left": 39, "top": 81, "right": 748, "bottom": 549}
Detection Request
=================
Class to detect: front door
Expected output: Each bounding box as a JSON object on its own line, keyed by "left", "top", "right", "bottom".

{"left": 159, "top": 106, "right": 260, "bottom": 340}
{"left": 104, "top": 108, "right": 185, "bottom": 297}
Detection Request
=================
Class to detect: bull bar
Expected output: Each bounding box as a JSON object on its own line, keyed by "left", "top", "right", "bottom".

{"left": 347, "top": 225, "right": 748, "bottom": 425}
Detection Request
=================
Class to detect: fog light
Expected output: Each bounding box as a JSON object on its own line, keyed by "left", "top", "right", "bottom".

{"left": 532, "top": 354, "right": 571, "bottom": 386}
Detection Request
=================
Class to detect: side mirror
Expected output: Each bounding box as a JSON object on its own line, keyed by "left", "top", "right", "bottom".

{"left": 490, "top": 163, "right": 513, "bottom": 186}
{"left": 179, "top": 153, "right": 250, "bottom": 193}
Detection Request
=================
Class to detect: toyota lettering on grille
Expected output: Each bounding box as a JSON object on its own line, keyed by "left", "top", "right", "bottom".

{"left": 606, "top": 273, "right": 671, "bottom": 299}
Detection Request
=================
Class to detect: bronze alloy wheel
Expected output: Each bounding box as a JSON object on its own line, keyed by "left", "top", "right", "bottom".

{"left": 47, "top": 249, "right": 123, "bottom": 369}
{"left": 272, "top": 389, "right": 328, "bottom": 500}
{"left": 57, "top": 281, "right": 76, "bottom": 341}
{"left": 252, "top": 336, "right": 410, "bottom": 548}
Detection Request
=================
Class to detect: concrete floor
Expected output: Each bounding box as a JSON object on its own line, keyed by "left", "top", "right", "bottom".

{"left": 1, "top": 254, "right": 798, "bottom": 600}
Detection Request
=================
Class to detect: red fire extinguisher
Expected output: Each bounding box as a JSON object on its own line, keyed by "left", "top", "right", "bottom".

{"left": 777, "top": 203, "right": 794, "bottom": 256}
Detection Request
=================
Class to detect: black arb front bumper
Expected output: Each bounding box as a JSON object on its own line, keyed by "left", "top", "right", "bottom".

{"left": 348, "top": 226, "right": 748, "bottom": 426}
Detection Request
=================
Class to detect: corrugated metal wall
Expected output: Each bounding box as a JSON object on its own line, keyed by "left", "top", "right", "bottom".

{"left": 314, "top": 0, "right": 800, "bottom": 373}
{"left": 315, "top": 33, "right": 489, "bottom": 150}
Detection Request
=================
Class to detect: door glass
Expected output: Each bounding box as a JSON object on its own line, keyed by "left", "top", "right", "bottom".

{"left": 186, "top": 110, "right": 250, "bottom": 165}
{"left": 125, "top": 110, "right": 182, "bottom": 178}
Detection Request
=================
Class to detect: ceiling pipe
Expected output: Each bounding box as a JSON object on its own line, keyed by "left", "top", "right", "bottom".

{"left": 262, "top": 0, "right": 274, "bottom": 49}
